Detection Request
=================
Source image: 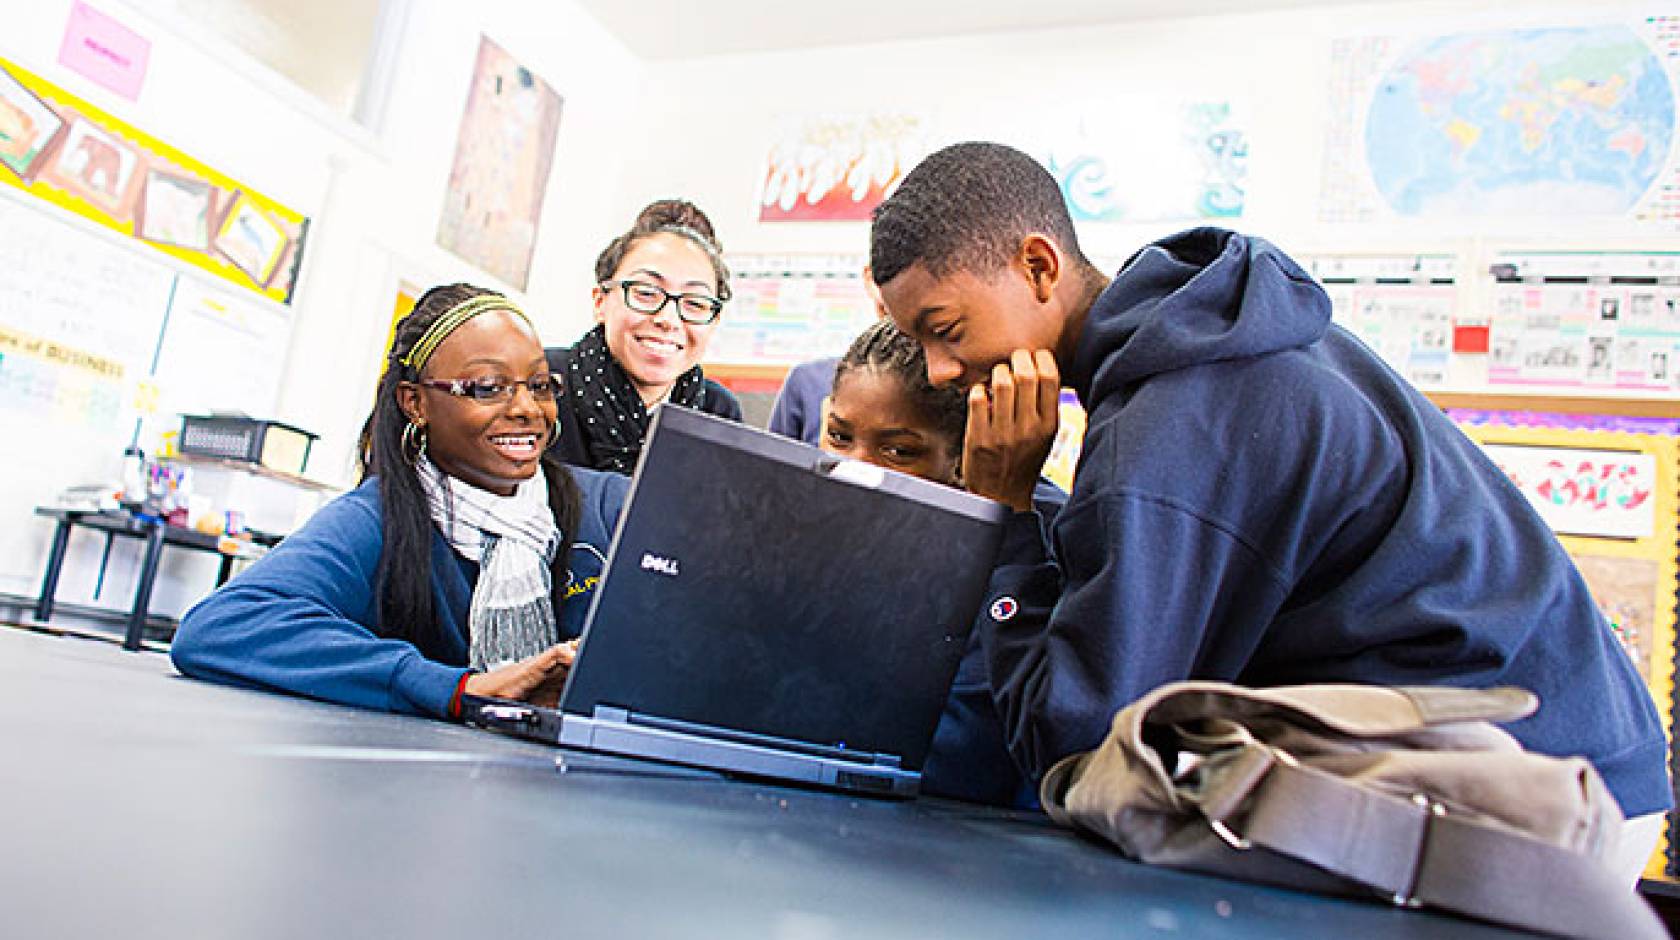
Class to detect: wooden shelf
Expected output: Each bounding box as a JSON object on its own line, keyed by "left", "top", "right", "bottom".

{"left": 1426, "top": 392, "right": 1680, "bottom": 419}
{"left": 704, "top": 362, "right": 794, "bottom": 381}
{"left": 164, "top": 452, "right": 342, "bottom": 493}
{"left": 703, "top": 373, "right": 1680, "bottom": 419}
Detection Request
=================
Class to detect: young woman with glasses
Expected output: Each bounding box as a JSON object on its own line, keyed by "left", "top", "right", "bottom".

{"left": 172, "top": 284, "right": 629, "bottom": 719}
{"left": 546, "top": 199, "right": 742, "bottom": 474}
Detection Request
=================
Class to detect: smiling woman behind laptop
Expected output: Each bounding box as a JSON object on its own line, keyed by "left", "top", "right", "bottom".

{"left": 545, "top": 199, "right": 742, "bottom": 474}
{"left": 171, "top": 285, "right": 629, "bottom": 719}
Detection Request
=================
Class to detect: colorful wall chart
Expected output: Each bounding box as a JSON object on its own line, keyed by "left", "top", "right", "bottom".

{"left": 436, "top": 36, "right": 563, "bottom": 291}
{"left": 1321, "top": 18, "right": 1680, "bottom": 227}
{"left": 708, "top": 254, "right": 880, "bottom": 364}
{"left": 1488, "top": 251, "right": 1680, "bottom": 392}
{"left": 1458, "top": 421, "right": 1679, "bottom": 878}
{"left": 757, "top": 113, "right": 925, "bottom": 222}
{"left": 1310, "top": 253, "right": 1458, "bottom": 388}
{"left": 0, "top": 56, "right": 308, "bottom": 303}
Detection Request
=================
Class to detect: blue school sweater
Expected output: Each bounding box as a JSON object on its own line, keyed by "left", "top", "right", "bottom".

{"left": 922, "top": 481, "right": 1068, "bottom": 809}
{"left": 171, "top": 469, "right": 628, "bottom": 717}
{"left": 983, "top": 228, "right": 1672, "bottom": 816}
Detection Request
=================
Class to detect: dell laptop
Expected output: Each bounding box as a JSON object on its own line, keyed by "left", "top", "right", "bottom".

{"left": 466, "top": 404, "right": 1007, "bottom": 797}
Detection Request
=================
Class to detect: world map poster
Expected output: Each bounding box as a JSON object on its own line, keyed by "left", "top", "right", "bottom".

{"left": 1321, "top": 18, "right": 1680, "bottom": 226}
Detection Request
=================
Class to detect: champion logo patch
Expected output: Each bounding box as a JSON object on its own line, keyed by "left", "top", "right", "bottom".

{"left": 990, "top": 596, "right": 1020, "bottom": 622}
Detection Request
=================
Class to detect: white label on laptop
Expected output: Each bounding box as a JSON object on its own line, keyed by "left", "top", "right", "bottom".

{"left": 640, "top": 552, "right": 680, "bottom": 577}
{"left": 827, "top": 459, "right": 886, "bottom": 489}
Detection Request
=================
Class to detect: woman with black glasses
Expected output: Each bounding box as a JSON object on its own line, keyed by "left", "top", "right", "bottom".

{"left": 172, "top": 284, "right": 628, "bottom": 718}
{"left": 547, "top": 199, "right": 741, "bottom": 474}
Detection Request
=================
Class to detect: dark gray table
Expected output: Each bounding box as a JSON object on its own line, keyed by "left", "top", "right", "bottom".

{"left": 0, "top": 628, "right": 1531, "bottom": 939}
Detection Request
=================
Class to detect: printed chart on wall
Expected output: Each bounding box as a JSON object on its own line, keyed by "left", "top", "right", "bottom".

{"left": 709, "top": 255, "right": 879, "bottom": 365}
{"left": 1459, "top": 422, "right": 1679, "bottom": 876}
{"left": 1322, "top": 17, "right": 1680, "bottom": 227}
{"left": 1308, "top": 253, "right": 1459, "bottom": 388}
{"left": 1488, "top": 251, "right": 1680, "bottom": 392}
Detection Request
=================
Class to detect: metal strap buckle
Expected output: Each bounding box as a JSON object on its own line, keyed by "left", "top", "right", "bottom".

{"left": 1204, "top": 745, "right": 1299, "bottom": 852}
{"left": 1391, "top": 793, "right": 1447, "bottom": 908}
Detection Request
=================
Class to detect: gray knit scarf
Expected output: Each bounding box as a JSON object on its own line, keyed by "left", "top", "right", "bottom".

{"left": 417, "top": 456, "right": 561, "bottom": 669}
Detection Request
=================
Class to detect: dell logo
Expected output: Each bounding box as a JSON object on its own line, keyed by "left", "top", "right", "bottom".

{"left": 640, "top": 552, "right": 680, "bottom": 577}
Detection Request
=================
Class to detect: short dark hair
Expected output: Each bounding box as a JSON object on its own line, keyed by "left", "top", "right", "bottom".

{"left": 834, "top": 320, "right": 967, "bottom": 458}
{"left": 870, "top": 141, "right": 1087, "bottom": 286}
{"left": 595, "top": 198, "right": 732, "bottom": 302}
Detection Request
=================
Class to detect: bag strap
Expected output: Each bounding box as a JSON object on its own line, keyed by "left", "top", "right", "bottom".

{"left": 1198, "top": 746, "right": 1665, "bottom": 940}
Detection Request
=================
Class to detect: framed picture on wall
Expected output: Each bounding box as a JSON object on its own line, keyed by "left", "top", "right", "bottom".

{"left": 435, "top": 36, "right": 563, "bottom": 291}
{"left": 1458, "top": 421, "right": 1680, "bottom": 878}
{"left": 135, "top": 167, "right": 216, "bottom": 250}
{"left": 40, "top": 116, "right": 146, "bottom": 220}
{"left": 0, "top": 65, "right": 67, "bottom": 181}
{"left": 213, "top": 191, "right": 292, "bottom": 287}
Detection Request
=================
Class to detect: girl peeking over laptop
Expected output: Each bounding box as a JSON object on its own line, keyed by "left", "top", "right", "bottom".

{"left": 172, "top": 285, "right": 628, "bottom": 719}
{"left": 821, "top": 321, "right": 1065, "bottom": 808}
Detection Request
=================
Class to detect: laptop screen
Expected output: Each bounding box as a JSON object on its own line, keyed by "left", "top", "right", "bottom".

{"left": 560, "top": 405, "right": 1007, "bottom": 769}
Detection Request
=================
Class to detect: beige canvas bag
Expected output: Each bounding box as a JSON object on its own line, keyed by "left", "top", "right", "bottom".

{"left": 1040, "top": 681, "right": 1665, "bottom": 939}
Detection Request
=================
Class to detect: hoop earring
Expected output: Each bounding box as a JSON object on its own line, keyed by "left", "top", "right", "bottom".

{"left": 402, "top": 421, "right": 428, "bottom": 464}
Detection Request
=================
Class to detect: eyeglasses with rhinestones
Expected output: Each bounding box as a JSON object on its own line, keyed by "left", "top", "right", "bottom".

{"left": 415, "top": 375, "right": 560, "bottom": 404}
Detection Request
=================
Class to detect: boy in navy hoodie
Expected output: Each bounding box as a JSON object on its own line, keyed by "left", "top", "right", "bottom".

{"left": 868, "top": 142, "right": 1670, "bottom": 881}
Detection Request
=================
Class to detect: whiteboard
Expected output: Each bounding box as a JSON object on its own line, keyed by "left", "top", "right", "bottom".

{"left": 0, "top": 189, "right": 298, "bottom": 610}
{"left": 152, "top": 275, "right": 289, "bottom": 421}
{"left": 0, "top": 193, "right": 175, "bottom": 393}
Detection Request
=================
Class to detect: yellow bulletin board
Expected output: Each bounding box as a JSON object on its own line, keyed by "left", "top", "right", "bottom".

{"left": 382, "top": 282, "right": 420, "bottom": 373}
{"left": 0, "top": 56, "right": 308, "bottom": 303}
{"left": 1458, "top": 423, "right": 1680, "bottom": 878}
{"left": 1042, "top": 389, "right": 1088, "bottom": 493}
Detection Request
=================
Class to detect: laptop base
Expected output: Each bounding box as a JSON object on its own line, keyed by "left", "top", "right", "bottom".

{"left": 462, "top": 696, "right": 922, "bottom": 798}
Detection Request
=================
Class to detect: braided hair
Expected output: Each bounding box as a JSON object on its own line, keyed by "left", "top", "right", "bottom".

{"left": 833, "top": 320, "right": 968, "bottom": 463}
{"left": 356, "top": 283, "right": 582, "bottom": 658}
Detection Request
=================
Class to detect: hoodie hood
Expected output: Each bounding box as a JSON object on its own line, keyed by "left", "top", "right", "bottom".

{"left": 1067, "top": 228, "right": 1331, "bottom": 407}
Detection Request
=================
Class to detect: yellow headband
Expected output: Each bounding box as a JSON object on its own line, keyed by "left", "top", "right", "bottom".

{"left": 399, "top": 295, "right": 533, "bottom": 373}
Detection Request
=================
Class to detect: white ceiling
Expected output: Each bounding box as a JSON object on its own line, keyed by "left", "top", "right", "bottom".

{"left": 575, "top": 0, "right": 1367, "bottom": 61}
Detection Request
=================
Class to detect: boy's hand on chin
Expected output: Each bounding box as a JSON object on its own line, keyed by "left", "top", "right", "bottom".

{"left": 963, "top": 349, "right": 1059, "bottom": 512}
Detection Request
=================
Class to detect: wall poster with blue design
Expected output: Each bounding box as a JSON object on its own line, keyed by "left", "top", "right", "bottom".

{"left": 1031, "top": 98, "right": 1247, "bottom": 225}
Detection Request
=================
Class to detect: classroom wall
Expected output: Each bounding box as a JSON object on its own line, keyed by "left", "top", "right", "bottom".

{"left": 612, "top": 0, "right": 1680, "bottom": 272}
{"left": 0, "top": 0, "right": 645, "bottom": 611}
{"left": 4, "top": 0, "right": 1675, "bottom": 616}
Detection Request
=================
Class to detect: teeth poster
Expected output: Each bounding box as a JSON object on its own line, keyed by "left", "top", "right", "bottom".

{"left": 757, "top": 113, "right": 925, "bottom": 222}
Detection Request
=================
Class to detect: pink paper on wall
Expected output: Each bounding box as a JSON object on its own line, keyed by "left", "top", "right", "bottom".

{"left": 58, "top": 2, "right": 150, "bottom": 102}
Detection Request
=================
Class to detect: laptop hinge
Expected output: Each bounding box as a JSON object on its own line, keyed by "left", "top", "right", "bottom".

{"left": 591, "top": 705, "right": 902, "bottom": 768}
